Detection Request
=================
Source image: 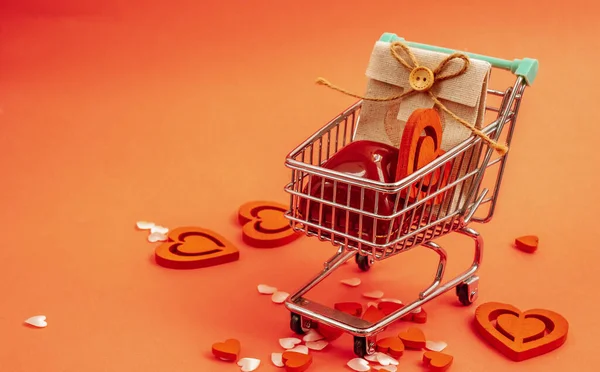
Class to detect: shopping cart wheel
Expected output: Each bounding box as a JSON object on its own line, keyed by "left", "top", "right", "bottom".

{"left": 355, "top": 254, "right": 372, "bottom": 272}
{"left": 353, "top": 336, "right": 375, "bottom": 358}
{"left": 456, "top": 276, "right": 479, "bottom": 306}
{"left": 290, "top": 312, "right": 309, "bottom": 335}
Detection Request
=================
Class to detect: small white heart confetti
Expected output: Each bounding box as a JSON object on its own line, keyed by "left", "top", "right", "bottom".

{"left": 425, "top": 340, "right": 448, "bottom": 352}
{"left": 366, "top": 302, "right": 379, "bottom": 308}
{"left": 136, "top": 221, "right": 155, "bottom": 230}
{"left": 306, "top": 340, "right": 328, "bottom": 351}
{"left": 379, "top": 298, "right": 403, "bottom": 304}
{"left": 363, "top": 290, "right": 384, "bottom": 299}
{"left": 271, "top": 352, "right": 284, "bottom": 367}
{"left": 24, "top": 315, "right": 47, "bottom": 328}
{"left": 340, "top": 277, "right": 361, "bottom": 287}
{"left": 376, "top": 352, "right": 399, "bottom": 366}
{"left": 373, "top": 365, "right": 397, "bottom": 372}
{"left": 150, "top": 225, "right": 169, "bottom": 234}
{"left": 148, "top": 232, "right": 168, "bottom": 243}
{"left": 302, "top": 329, "right": 324, "bottom": 342}
{"left": 237, "top": 358, "right": 261, "bottom": 372}
{"left": 257, "top": 284, "right": 278, "bottom": 294}
{"left": 347, "top": 358, "right": 370, "bottom": 371}
{"left": 288, "top": 345, "right": 309, "bottom": 355}
{"left": 279, "top": 337, "right": 302, "bottom": 349}
{"left": 364, "top": 354, "right": 378, "bottom": 362}
{"left": 271, "top": 291, "right": 289, "bottom": 304}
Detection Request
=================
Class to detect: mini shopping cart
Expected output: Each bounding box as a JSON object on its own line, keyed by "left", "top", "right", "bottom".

{"left": 281, "top": 33, "right": 539, "bottom": 357}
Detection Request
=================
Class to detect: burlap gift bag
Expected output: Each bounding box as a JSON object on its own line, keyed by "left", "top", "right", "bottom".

{"left": 317, "top": 40, "right": 500, "bottom": 218}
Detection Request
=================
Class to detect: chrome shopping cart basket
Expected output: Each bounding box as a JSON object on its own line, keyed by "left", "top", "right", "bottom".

{"left": 282, "top": 33, "right": 538, "bottom": 357}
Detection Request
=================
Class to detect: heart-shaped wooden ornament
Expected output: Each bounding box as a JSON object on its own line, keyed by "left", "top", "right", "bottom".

{"left": 376, "top": 336, "right": 405, "bottom": 358}
{"left": 515, "top": 235, "right": 539, "bottom": 253}
{"left": 423, "top": 351, "right": 453, "bottom": 372}
{"left": 362, "top": 305, "right": 386, "bottom": 324}
{"left": 474, "top": 302, "right": 569, "bottom": 361}
{"left": 282, "top": 351, "right": 313, "bottom": 372}
{"left": 211, "top": 338, "right": 240, "bottom": 361}
{"left": 398, "top": 327, "right": 426, "bottom": 349}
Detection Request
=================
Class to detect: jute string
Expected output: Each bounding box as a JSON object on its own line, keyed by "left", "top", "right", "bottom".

{"left": 316, "top": 41, "right": 508, "bottom": 154}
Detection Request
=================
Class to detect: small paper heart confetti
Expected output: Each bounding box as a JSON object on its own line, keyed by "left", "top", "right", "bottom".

{"left": 237, "top": 358, "right": 261, "bottom": 372}
{"left": 136, "top": 221, "right": 155, "bottom": 230}
{"left": 148, "top": 231, "right": 168, "bottom": 243}
{"left": 347, "top": 358, "right": 371, "bottom": 371}
{"left": 288, "top": 345, "right": 309, "bottom": 355}
{"left": 306, "top": 340, "right": 328, "bottom": 351}
{"left": 150, "top": 225, "right": 169, "bottom": 234}
{"left": 257, "top": 284, "right": 278, "bottom": 294}
{"left": 303, "top": 329, "right": 324, "bottom": 342}
{"left": 340, "top": 277, "right": 361, "bottom": 287}
{"left": 425, "top": 340, "right": 448, "bottom": 352}
{"left": 272, "top": 291, "right": 289, "bottom": 304}
{"left": 364, "top": 354, "right": 378, "bottom": 362}
{"left": 380, "top": 298, "right": 403, "bottom": 304}
{"left": 373, "top": 365, "right": 397, "bottom": 372}
{"left": 24, "top": 315, "right": 47, "bottom": 328}
{"left": 363, "top": 290, "right": 384, "bottom": 299}
{"left": 279, "top": 337, "right": 302, "bottom": 349}
{"left": 376, "top": 353, "right": 399, "bottom": 366}
{"left": 271, "top": 352, "right": 284, "bottom": 367}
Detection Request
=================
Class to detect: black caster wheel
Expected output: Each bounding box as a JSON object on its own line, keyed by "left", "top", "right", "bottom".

{"left": 353, "top": 336, "right": 375, "bottom": 358}
{"left": 290, "top": 312, "right": 309, "bottom": 335}
{"left": 355, "top": 254, "right": 372, "bottom": 272}
{"left": 456, "top": 276, "right": 479, "bottom": 306}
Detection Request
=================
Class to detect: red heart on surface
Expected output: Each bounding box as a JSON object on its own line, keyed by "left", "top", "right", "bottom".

{"left": 334, "top": 302, "right": 363, "bottom": 317}
{"left": 474, "top": 302, "right": 569, "bottom": 361}
{"left": 211, "top": 339, "right": 240, "bottom": 361}
{"left": 238, "top": 201, "right": 301, "bottom": 248}
{"left": 515, "top": 235, "right": 538, "bottom": 253}
{"left": 362, "top": 305, "right": 386, "bottom": 323}
{"left": 282, "top": 351, "right": 312, "bottom": 372}
{"left": 423, "top": 351, "right": 453, "bottom": 371}
{"left": 376, "top": 337, "right": 405, "bottom": 358}
{"left": 397, "top": 327, "right": 427, "bottom": 349}
{"left": 412, "top": 308, "right": 428, "bottom": 324}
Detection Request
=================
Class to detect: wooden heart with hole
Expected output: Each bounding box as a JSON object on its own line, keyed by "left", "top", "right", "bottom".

{"left": 282, "top": 351, "right": 312, "bottom": 372}
{"left": 211, "top": 338, "right": 240, "bottom": 361}
{"left": 474, "top": 302, "right": 569, "bottom": 361}
{"left": 395, "top": 108, "right": 452, "bottom": 203}
{"left": 238, "top": 201, "right": 301, "bottom": 248}
{"left": 423, "top": 351, "right": 453, "bottom": 371}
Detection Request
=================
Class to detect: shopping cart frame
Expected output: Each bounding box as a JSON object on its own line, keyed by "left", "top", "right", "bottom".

{"left": 282, "top": 33, "right": 538, "bottom": 357}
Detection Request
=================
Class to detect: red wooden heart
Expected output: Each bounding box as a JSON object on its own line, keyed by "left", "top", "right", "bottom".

{"left": 211, "top": 338, "right": 240, "bottom": 361}
{"left": 423, "top": 351, "right": 453, "bottom": 371}
{"left": 282, "top": 351, "right": 312, "bottom": 372}
{"left": 474, "top": 302, "right": 569, "bottom": 361}
{"left": 376, "top": 336, "right": 405, "bottom": 358}
{"left": 398, "top": 327, "right": 426, "bottom": 349}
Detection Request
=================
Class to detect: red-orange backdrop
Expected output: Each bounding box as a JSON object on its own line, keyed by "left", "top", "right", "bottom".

{"left": 1, "top": 0, "right": 599, "bottom": 371}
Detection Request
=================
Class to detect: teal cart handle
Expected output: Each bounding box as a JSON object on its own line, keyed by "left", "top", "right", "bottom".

{"left": 380, "top": 33, "right": 539, "bottom": 86}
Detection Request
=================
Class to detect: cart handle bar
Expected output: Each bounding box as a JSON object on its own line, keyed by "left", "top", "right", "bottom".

{"left": 380, "top": 33, "right": 539, "bottom": 86}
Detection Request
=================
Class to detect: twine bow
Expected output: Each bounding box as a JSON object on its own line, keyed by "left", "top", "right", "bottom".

{"left": 316, "top": 41, "right": 508, "bottom": 154}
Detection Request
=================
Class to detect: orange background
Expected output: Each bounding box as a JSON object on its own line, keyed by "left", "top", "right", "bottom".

{"left": 1, "top": 0, "right": 599, "bottom": 371}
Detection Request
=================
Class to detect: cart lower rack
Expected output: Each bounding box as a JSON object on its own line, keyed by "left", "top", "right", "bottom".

{"left": 282, "top": 33, "right": 537, "bottom": 357}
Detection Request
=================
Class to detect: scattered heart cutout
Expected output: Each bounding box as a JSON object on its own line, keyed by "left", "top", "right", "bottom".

{"left": 423, "top": 351, "right": 453, "bottom": 372}
{"left": 364, "top": 354, "right": 379, "bottom": 362}
{"left": 24, "top": 315, "right": 47, "bottom": 328}
{"left": 316, "top": 323, "right": 343, "bottom": 341}
{"left": 150, "top": 225, "right": 169, "bottom": 234}
{"left": 474, "top": 302, "right": 569, "bottom": 361}
{"left": 279, "top": 337, "right": 302, "bottom": 349}
{"left": 282, "top": 351, "right": 313, "bottom": 372}
{"left": 425, "top": 340, "right": 448, "bottom": 352}
{"left": 515, "top": 235, "right": 538, "bottom": 253}
{"left": 347, "top": 358, "right": 371, "bottom": 371}
{"left": 398, "top": 327, "right": 427, "bottom": 349}
{"left": 363, "top": 290, "right": 384, "bottom": 299}
{"left": 288, "top": 345, "right": 309, "bottom": 355}
{"left": 306, "top": 340, "right": 328, "bottom": 351}
{"left": 258, "top": 284, "right": 278, "bottom": 294}
{"left": 238, "top": 357, "right": 261, "bottom": 372}
{"left": 412, "top": 308, "right": 428, "bottom": 324}
{"left": 376, "top": 337, "right": 404, "bottom": 358}
{"left": 212, "top": 339, "right": 241, "bottom": 362}
{"left": 376, "top": 351, "right": 400, "bottom": 366}
{"left": 136, "top": 221, "right": 155, "bottom": 230}
{"left": 340, "top": 277, "right": 361, "bottom": 287}
{"left": 271, "top": 352, "right": 284, "bottom": 367}
{"left": 334, "top": 302, "right": 363, "bottom": 317}
{"left": 272, "top": 291, "right": 290, "bottom": 304}
{"left": 148, "top": 231, "right": 168, "bottom": 242}
{"left": 363, "top": 306, "right": 386, "bottom": 324}
{"left": 302, "top": 329, "right": 324, "bottom": 342}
